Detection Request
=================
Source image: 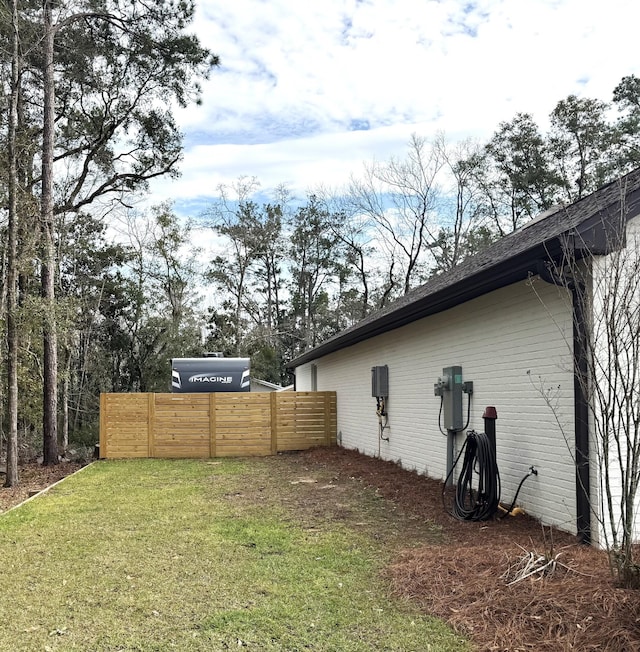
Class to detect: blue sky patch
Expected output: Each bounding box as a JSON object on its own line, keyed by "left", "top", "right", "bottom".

{"left": 349, "top": 119, "right": 371, "bottom": 131}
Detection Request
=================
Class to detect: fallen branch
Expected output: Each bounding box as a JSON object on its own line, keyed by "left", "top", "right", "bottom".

{"left": 502, "top": 546, "right": 573, "bottom": 585}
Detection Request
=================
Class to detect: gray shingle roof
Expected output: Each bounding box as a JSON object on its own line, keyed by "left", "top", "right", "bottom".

{"left": 288, "top": 168, "right": 640, "bottom": 369}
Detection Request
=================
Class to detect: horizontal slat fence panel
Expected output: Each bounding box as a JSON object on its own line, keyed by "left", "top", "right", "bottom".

{"left": 273, "top": 392, "right": 336, "bottom": 451}
{"left": 99, "top": 392, "right": 337, "bottom": 459}
{"left": 214, "top": 393, "right": 272, "bottom": 457}
{"left": 153, "top": 394, "right": 211, "bottom": 458}
{"left": 100, "top": 393, "right": 151, "bottom": 458}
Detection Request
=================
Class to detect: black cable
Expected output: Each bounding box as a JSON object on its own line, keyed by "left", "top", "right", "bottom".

{"left": 442, "top": 430, "right": 501, "bottom": 521}
{"left": 461, "top": 391, "right": 471, "bottom": 431}
{"left": 379, "top": 419, "right": 389, "bottom": 442}
{"left": 499, "top": 466, "right": 538, "bottom": 518}
{"left": 438, "top": 391, "right": 472, "bottom": 436}
{"left": 376, "top": 397, "right": 389, "bottom": 441}
{"left": 438, "top": 395, "right": 447, "bottom": 436}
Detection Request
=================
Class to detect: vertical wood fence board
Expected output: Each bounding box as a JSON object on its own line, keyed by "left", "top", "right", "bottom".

{"left": 148, "top": 393, "right": 155, "bottom": 458}
{"left": 330, "top": 393, "right": 337, "bottom": 445}
{"left": 270, "top": 392, "right": 278, "bottom": 455}
{"left": 209, "top": 393, "right": 216, "bottom": 458}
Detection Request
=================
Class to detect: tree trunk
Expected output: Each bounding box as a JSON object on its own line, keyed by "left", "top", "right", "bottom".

{"left": 41, "top": 0, "right": 59, "bottom": 466}
{"left": 5, "top": 0, "right": 21, "bottom": 486}
{"left": 61, "top": 344, "right": 71, "bottom": 456}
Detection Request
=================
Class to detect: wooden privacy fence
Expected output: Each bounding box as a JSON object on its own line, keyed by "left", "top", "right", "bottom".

{"left": 99, "top": 391, "right": 337, "bottom": 459}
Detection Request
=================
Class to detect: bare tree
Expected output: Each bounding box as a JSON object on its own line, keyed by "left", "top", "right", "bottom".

{"left": 532, "top": 184, "right": 640, "bottom": 587}
{"left": 347, "top": 133, "right": 444, "bottom": 294}
{"left": 588, "top": 213, "right": 640, "bottom": 586}
{"left": 431, "top": 133, "right": 496, "bottom": 273}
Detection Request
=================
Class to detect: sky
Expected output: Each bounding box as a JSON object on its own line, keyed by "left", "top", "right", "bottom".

{"left": 150, "top": 0, "right": 640, "bottom": 216}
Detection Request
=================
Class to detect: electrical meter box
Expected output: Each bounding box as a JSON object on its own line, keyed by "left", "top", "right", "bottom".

{"left": 371, "top": 365, "right": 389, "bottom": 398}
{"left": 441, "top": 365, "right": 463, "bottom": 431}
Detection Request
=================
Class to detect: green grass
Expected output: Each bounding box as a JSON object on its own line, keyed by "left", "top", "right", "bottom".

{"left": 0, "top": 458, "right": 468, "bottom": 651}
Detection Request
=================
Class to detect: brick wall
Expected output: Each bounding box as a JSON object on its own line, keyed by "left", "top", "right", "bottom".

{"left": 295, "top": 277, "right": 578, "bottom": 535}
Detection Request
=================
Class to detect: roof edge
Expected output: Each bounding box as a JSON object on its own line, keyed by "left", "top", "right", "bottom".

{"left": 288, "top": 169, "right": 640, "bottom": 370}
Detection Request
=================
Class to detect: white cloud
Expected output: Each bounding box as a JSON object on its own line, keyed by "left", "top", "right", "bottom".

{"left": 151, "top": 0, "right": 640, "bottom": 214}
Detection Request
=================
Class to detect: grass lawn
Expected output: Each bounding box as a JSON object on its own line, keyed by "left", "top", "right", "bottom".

{"left": 0, "top": 457, "right": 468, "bottom": 651}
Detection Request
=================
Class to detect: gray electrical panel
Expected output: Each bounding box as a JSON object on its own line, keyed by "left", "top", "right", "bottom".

{"left": 439, "top": 365, "right": 463, "bottom": 431}
{"left": 371, "top": 365, "right": 389, "bottom": 397}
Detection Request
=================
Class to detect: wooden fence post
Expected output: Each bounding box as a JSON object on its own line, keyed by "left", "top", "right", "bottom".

{"left": 147, "top": 393, "right": 155, "bottom": 458}
{"left": 209, "top": 393, "right": 217, "bottom": 458}
{"left": 99, "top": 393, "right": 107, "bottom": 459}
{"left": 270, "top": 392, "right": 278, "bottom": 454}
{"left": 323, "top": 392, "right": 332, "bottom": 446}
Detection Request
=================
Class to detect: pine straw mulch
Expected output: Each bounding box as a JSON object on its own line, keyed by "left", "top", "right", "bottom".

{"left": 298, "top": 447, "right": 640, "bottom": 652}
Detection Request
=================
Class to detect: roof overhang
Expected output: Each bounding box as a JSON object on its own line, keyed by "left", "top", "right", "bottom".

{"left": 288, "top": 242, "right": 560, "bottom": 369}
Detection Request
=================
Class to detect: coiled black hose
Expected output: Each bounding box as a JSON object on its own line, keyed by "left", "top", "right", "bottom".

{"left": 442, "top": 430, "right": 501, "bottom": 521}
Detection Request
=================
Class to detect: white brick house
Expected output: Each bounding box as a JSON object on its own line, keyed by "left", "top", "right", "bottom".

{"left": 288, "top": 169, "right": 640, "bottom": 546}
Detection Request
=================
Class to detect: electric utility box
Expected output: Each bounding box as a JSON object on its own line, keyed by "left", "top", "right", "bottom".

{"left": 435, "top": 365, "right": 464, "bottom": 431}
{"left": 371, "top": 365, "right": 389, "bottom": 398}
